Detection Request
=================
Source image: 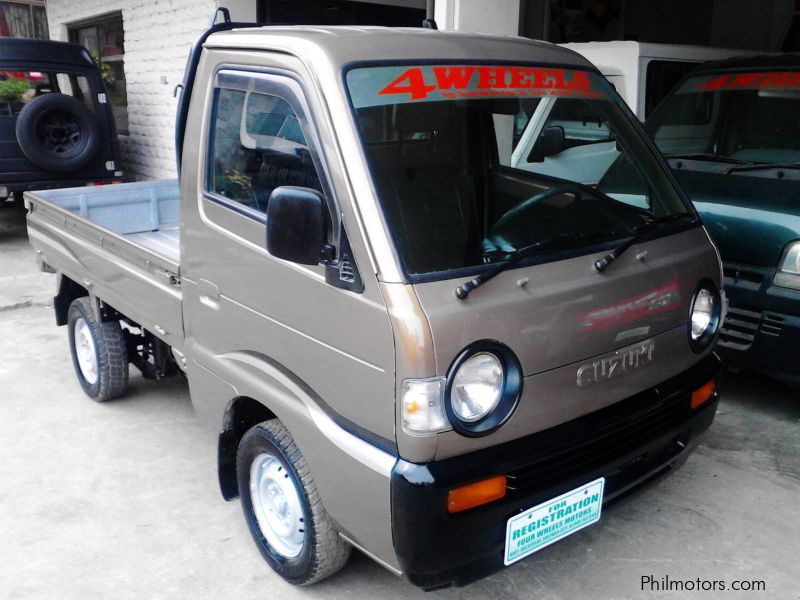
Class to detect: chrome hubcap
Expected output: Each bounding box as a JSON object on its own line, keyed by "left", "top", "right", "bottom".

{"left": 73, "top": 317, "right": 98, "bottom": 385}
{"left": 250, "top": 453, "right": 305, "bottom": 558}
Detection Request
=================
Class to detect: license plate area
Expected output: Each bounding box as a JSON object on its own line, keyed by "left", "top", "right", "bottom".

{"left": 504, "top": 477, "right": 604, "bottom": 565}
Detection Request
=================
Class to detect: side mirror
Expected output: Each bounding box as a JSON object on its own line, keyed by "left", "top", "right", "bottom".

{"left": 266, "top": 186, "right": 326, "bottom": 265}
{"left": 530, "top": 125, "right": 566, "bottom": 162}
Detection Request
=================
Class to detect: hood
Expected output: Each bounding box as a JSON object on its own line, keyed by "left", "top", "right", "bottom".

{"left": 414, "top": 227, "right": 719, "bottom": 379}
{"left": 672, "top": 169, "right": 800, "bottom": 268}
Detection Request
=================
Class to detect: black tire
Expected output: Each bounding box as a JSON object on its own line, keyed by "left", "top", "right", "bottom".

{"left": 237, "top": 420, "right": 351, "bottom": 585}
{"left": 67, "top": 297, "right": 129, "bottom": 402}
{"left": 15, "top": 93, "right": 102, "bottom": 173}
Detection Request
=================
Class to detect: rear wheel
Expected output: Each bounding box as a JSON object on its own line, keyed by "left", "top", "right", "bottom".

{"left": 237, "top": 420, "right": 351, "bottom": 585}
{"left": 67, "top": 297, "right": 128, "bottom": 401}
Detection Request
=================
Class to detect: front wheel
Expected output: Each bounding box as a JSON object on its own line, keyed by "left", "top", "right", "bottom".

{"left": 237, "top": 420, "right": 351, "bottom": 585}
{"left": 67, "top": 297, "right": 129, "bottom": 402}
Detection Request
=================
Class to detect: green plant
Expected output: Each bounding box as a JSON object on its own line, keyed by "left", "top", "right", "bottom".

{"left": 91, "top": 50, "right": 115, "bottom": 89}
{"left": 216, "top": 170, "right": 254, "bottom": 202}
{"left": 0, "top": 79, "right": 30, "bottom": 101}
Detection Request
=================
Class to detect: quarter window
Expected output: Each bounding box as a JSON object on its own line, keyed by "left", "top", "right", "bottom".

{"left": 208, "top": 87, "right": 322, "bottom": 214}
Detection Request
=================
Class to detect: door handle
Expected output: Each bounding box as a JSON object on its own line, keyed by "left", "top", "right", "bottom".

{"left": 198, "top": 279, "right": 220, "bottom": 310}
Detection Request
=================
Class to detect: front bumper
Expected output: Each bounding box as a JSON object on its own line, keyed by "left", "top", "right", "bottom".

{"left": 390, "top": 355, "right": 721, "bottom": 590}
{"left": 718, "top": 262, "right": 800, "bottom": 383}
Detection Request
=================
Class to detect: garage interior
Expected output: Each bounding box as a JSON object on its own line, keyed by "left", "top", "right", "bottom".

{"left": 257, "top": 0, "right": 797, "bottom": 51}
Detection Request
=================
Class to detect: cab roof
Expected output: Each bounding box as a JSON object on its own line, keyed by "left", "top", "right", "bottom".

{"left": 205, "top": 25, "right": 596, "bottom": 71}
{"left": 0, "top": 38, "right": 95, "bottom": 68}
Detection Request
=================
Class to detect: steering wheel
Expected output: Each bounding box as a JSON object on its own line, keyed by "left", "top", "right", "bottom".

{"left": 483, "top": 183, "right": 582, "bottom": 254}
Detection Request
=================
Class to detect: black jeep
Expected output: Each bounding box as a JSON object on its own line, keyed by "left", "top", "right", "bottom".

{"left": 0, "top": 37, "right": 123, "bottom": 203}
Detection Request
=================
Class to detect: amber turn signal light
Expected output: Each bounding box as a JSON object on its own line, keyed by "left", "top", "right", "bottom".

{"left": 691, "top": 378, "right": 717, "bottom": 410}
{"left": 447, "top": 475, "right": 507, "bottom": 513}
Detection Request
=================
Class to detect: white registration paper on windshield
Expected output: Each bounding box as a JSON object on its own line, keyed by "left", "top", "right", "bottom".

{"left": 347, "top": 65, "right": 606, "bottom": 108}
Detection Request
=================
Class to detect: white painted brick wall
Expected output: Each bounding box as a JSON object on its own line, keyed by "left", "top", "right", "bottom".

{"left": 46, "top": 0, "right": 218, "bottom": 180}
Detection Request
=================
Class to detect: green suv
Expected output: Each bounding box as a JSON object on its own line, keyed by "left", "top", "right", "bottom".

{"left": 648, "top": 54, "right": 800, "bottom": 384}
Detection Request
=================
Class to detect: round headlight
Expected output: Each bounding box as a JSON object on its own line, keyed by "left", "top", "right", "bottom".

{"left": 688, "top": 282, "right": 721, "bottom": 353}
{"left": 691, "top": 288, "right": 715, "bottom": 341}
{"left": 451, "top": 352, "right": 504, "bottom": 422}
{"left": 445, "top": 341, "right": 523, "bottom": 437}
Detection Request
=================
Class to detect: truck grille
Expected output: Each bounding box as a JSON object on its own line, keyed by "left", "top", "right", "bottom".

{"left": 505, "top": 387, "right": 691, "bottom": 494}
{"left": 760, "top": 313, "right": 785, "bottom": 337}
{"left": 718, "top": 306, "right": 762, "bottom": 350}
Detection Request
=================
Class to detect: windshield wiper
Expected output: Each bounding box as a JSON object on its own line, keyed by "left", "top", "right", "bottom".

{"left": 593, "top": 213, "right": 696, "bottom": 273}
{"left": 665, "top": 153, "right": 751, "bottom": 164}
{"left": 455, "top": 230, "right": 617, "bottom": 300}
{"left": 723, "top": 162, "right": 800, "bottom": 175}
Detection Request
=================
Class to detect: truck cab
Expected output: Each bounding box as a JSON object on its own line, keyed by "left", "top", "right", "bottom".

{"left": 27, "top": 23, "right": 724, "bottom": 589}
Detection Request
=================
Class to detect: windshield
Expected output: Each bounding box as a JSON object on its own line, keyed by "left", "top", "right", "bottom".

{"left": 346, "top": 64, "right": 690, "bottom": 277}
{"left": 648, "top": 70, "right": 800, "bottom": 165}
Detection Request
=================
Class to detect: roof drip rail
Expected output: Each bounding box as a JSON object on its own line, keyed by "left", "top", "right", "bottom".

{"left": 174, "top": 6, "right": 258, "bottom": 176}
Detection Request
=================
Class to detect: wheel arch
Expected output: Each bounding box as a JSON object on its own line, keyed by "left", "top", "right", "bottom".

{"left": 210, "top": 349, "right": 396, "bottom": 501}
{"left": 193, "top": 350, "right": 401, "bottom": 571}
{"left": 55, "top": 274, "right": 89, "bottom": 326}
{"left": 218, "top": 395, "right": 277, "bottom": 500}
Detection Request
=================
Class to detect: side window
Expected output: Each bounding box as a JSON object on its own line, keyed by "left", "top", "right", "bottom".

{"left": 644, "top": 60, "right": 695, "bottom": 118}
{"left": 208, "top": 87, "right": 322, "bottom": 214}
{"left": 0, "top": 72, "right": 34, "bottom": 117}
{"left": 55, "top": 73, "right": 95, "bottom": 111}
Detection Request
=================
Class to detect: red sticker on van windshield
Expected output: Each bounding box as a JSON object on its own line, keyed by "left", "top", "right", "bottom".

{"left": 695, "top": 71, "right": 800, "bottom": 91}
{"left": 377, "top": 66, "right": 601, "bottom": 101}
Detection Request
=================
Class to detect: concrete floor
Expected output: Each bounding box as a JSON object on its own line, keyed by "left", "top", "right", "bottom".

{"left": 1, "top": 202, "right": 798, "bottom": 600}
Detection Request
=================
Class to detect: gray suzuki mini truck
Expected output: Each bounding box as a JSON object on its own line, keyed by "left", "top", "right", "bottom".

{"left": 26, "top": 19, "right": 724, "bottom": 590}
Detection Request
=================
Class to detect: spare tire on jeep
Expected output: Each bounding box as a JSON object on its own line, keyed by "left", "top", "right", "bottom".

{"left": 15, "top": 93, "right": 102, "bottom": 173}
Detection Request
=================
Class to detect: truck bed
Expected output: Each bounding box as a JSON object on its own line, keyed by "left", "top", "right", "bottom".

{"left": 25, "top": 180, "right": 184, "bottom": 350}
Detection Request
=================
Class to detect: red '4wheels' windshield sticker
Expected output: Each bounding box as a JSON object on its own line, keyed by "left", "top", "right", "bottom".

{"left": 346, "top": 65, "right": 605, "bottom": 108}
{"left": 695, "top": 71, "right": 800, "bottom": 91}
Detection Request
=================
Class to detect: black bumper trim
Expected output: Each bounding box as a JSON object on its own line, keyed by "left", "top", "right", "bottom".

{"left": 391, "top": 355, "right": 721, "bottom": 590}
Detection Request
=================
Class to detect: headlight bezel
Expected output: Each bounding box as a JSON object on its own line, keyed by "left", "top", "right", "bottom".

{"left": 444, "top": 340, "right": 523, "bottom": 437}
{"left": 774, "top": 240, "right": 800, "bottom": 291}
{"left": 688, "top": 280, "right": 722, "bottom": 353}
{"left": 778, "top": 240, "right": 800, "bottom": 274}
